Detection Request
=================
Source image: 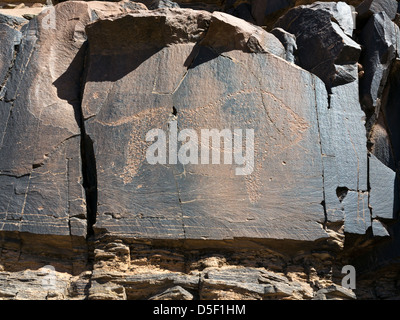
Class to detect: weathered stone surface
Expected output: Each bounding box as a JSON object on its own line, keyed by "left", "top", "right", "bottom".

{"left": 368, "top": 109, "right": 396, "bottom": 169}
{"left": 343, "top": 191, "right": 370, "bottom": 234}
{"left": 274, "top": 4, "right": 361, "bottom": 91}
{"left": 369, "top": 154, "right": 397, "bottom": 220}
{"left": 0, "top": 247, "right": 352, "bottom": 300}
{"left": 357, "top": 0, "right": 398, "bottom": 21}
{"left": 315, "top": 76, "right": 369, "bottom": 226}
{"left": 82, "top": 8, "right": 329, "bottom": 242}
{"left": 148, "top": 285, "right": 194, "bottom": 300}
{"left": 201, "top": 11, "right": 285, "bottom": 57}
{"left": 0, "top": 267, "right": 72, "bottom": 300}
{"left": 0, "top": 23, "right": 21, "bottom": 97}
{"left": 270, "top": 27, "right": 297, "bottom": 63}
{"left": 308, "top": 1, "right": 356, "bottom": 36}
{"left": 370, "top": 60, "right": 400, "bottom": 169}
{"left": 0, "top": 2, "right": 90, "bottom": 245}
{"left": 0, "top": 13, "right": 27, "bottom": 29}
{"left": 89, "top": 270, "right": 201, "bottom": 299}
{"left": 226, "top": 2, "right": 256, "bottom": 24}
{"left": 313, "top": 284, "right": 356, "bottom": 299}
{"left": 251, "top": 0, "right": 293, "bottom": 25}
{"left": 146, "top": 0, "right": 181, "bottom": 9}
{"left": 372, "top": 219, "right": 390, "bottom": 237}
{"left": 249, "top": 0, "right": 366, "bottom": 29}
{"left": 359, "top": 12, "right": 400, "bottom": 115}
{"left": 0, "top": 1, "right": 148, "bottom": 272}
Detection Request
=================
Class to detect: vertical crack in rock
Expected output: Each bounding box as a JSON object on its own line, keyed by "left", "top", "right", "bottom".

{"left": 367, "top": 153, "right": 373, "bottom": 219}
{"left": 312, "top": 76, "right": 329, "bottom": 228}
{"left": 81, "top": 133, "right": 98, "bottom": 240}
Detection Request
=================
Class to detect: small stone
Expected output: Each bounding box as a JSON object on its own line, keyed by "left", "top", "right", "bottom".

{"left": 149, "top": 286, "right": 193, "bottom": 300}
{"left": 22, "top": 14, "right": 36, "bottom": 20}
{"left": 372, "top": 219, "right": 390, "bottom": 237}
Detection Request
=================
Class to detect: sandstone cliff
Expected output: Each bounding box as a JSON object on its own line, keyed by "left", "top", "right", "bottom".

{"left": 0, "top": 0, "right": 399, "bottom": 300}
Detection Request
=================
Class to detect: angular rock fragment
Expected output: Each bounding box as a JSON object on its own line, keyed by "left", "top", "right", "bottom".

{"left": 149, "top": 285, "right": 194, "bottom": 300}
{"left": 146, "top": 0, "right": 181, "bottom": 9}
{"left": 200, "top": 267, "right": 307, "bottom": 299}
{"left": 226, "top": 2, "right": 255, "bottom": 24}
{"left": 0, "top": 2, "right": 90, "bottom": 243}
{"left": 270, "top": 27, "right": 297, "bottom": 63}
{"left": 315, "top": 78, "right": 368, "bottom": 225}
{"left": 359, "top": 12, "right": 400, "bottom": 117}
{"left": 251, "top": 0, "right": 293, "bottom": 25}
{"left": 343, "top": 191, "right": 371, "bottom": 234}
{"left": 0, "top": 13, "right": 28, "bottom": 29}
{"left": 357, "top": 0, "right": 398, "bottom": 21}
{"left": 369, "top": 154, "right": 397, "bottom": 220}
{"left": 308, "top": 1, "right": 356, "bottom": 36}
{"left": 370, "top": 60, "right": 400, "bottom": 169}
{"left": 313, "top": 284, "right": 356, "bottom": 300}
{"left": 0, "top": 23, "right": 21, "bottom": 98}
{"left": 0, "top": 267, "right": 72, "bottom": 300}
{"left": 274, "top": 4, "right": 361, "bottom": 91}
{"left": 368, "top": 113, "right": 395, "bottom": 169}
{"left": 372, "top": 219, "right": 390, "bottom": 237}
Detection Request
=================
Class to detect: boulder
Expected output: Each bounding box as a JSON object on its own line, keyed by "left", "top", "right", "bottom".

{"left": 274, "top": 4, "right": 361, "bottom": 91}
{"left": 307, "top": 1, "right": 356, "bottom": 36}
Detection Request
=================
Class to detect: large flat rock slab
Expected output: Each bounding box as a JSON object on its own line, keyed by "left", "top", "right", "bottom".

{"left": 83, "top": 9, "right": 329, "bottom": 241}
{"left": 0, "top": 2, "right": 92, "bottom": 238}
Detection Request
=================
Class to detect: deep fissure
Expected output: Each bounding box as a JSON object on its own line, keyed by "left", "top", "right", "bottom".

{"left": 72, "top": 41, "right": 98, "bottom": 242}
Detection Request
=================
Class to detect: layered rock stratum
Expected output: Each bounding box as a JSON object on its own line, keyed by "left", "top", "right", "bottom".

{"left": 0, "top": 0, "right": 399, "bottom": 300}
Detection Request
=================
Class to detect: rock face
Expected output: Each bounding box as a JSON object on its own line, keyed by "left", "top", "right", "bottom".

{"left": 0, "top": 1, "right": 399, "bottom": 300}
{"left": 359, "top": 11, "right": 400, "bottom": 118}
{"left": 356, "top": 0, "right": 398, "bottom": 21}
{"left": 0, "top": 0, "right": 148, "bottom": 273}
{"left": 83, "top": 9, "right": 327, "bottom": 242}
{"left": 274, "top": 2, "right": 361, "bottom": 91}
